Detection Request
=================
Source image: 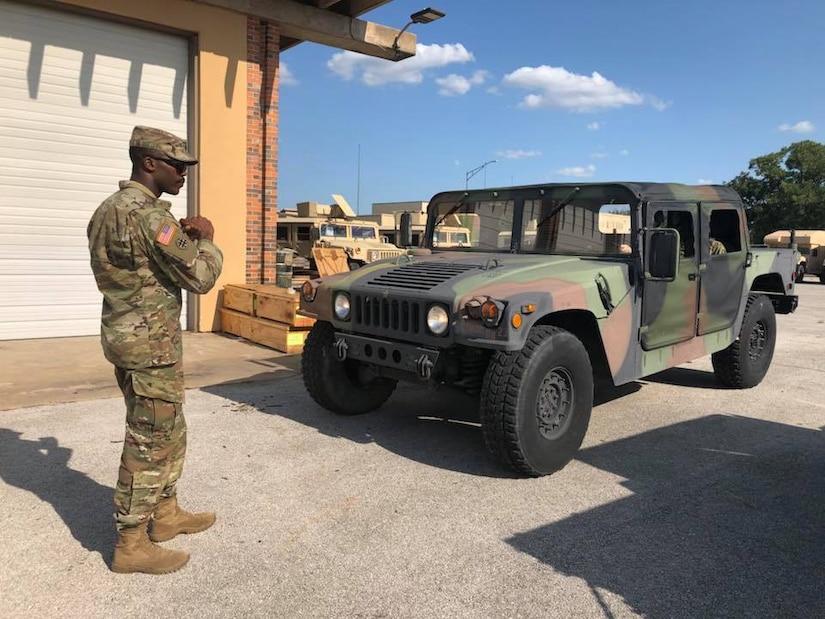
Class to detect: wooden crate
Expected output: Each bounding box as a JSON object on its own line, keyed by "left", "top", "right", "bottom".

{"left": 256, "top": 287, "right": 315, "bottom": 328}
{"left": 222, "top": 284, "right": 257, "bottom": 315}
{"left": 221, "top": 284, "right": 315, "bottom": 329}
{"left": 312, "top": 247, "right": 349, "bottom": 276}
{"left": 219, "top": 308, "right": 310, "bottom": 354}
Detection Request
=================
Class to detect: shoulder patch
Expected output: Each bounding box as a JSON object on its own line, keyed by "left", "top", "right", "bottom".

{"left": 153, "top": 219, "right": 198, "bottom": 264}
{"left": 157, "top": 223, "right": 175, "bottom": 245}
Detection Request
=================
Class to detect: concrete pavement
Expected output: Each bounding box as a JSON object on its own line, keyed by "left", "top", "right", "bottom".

{"left": 1, "top": 287, "right": 824, "bottom": 618}
{"left": 0, "top": 332, "right": 300, "bottom": 410}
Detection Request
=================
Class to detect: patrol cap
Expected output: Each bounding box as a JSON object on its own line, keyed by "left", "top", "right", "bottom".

{"left": 129, "top": 125, "right": 198, "bottom": 164}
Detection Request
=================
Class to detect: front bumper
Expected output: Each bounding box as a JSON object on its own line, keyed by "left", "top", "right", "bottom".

{"left": 332, "top": 333, "right": 441, "bottom": 380}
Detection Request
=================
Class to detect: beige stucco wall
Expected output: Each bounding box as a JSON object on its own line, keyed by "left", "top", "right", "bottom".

{"left": 58, "top": 0, "right": 248, "bottom": 332}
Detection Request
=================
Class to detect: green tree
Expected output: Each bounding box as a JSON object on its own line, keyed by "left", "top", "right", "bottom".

{"left": 727, "top": 140, "right": 825, "bottom": 241}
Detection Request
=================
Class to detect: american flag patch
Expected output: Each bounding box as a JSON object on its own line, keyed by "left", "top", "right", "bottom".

{"left": 156, "top": 223, "right": 174, "bottom": 246}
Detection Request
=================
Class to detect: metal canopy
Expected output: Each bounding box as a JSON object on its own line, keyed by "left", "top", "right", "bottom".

{"left": 190, "top": 0, "right": 417, "bottom": 60}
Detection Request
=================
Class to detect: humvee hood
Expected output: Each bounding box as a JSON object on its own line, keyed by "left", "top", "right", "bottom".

{"left": 353, "top": 251, "right": 631, "bottom": 316}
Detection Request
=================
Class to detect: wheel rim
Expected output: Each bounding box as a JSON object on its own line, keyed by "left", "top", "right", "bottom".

{"left": 748, "top": 320, "right": 768, "bottom": 361}
{"left": 535, "top": 366, "right": 575, "bottom": 439}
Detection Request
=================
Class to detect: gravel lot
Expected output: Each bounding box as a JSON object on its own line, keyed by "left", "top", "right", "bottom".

{"left": 1, "top": 284, "right": 823, "bottom": 618}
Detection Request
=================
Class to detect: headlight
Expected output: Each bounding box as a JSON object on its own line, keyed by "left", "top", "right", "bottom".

{"left": 426, "top": 304, "right": 449, "bottom": 335}
{"left": 334, "top": 292, "right": 351, "bottom": 320}
{"left": 367, "top": 250, "right": 378, "bottom": 261}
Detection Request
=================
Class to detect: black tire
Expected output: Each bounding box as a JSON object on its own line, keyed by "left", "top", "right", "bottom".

{"left": 301, "top": 321, "right": 396, "bottom": 415}
{"left": 820, "top": 273, "right": 825, "bottom": 285}
{"left": 711, "top": 294, "right": 776, "bottom": 388}
{"left": 480, "top": 326, "right": 594, "bottom": 477}
{"left": 348, "top": 261, "right": 362, "bottom": 271}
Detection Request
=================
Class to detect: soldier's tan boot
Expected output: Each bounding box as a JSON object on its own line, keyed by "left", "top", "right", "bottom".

{"left": 111, "top": 523, "right": 190, "bottom": 574}
{"left": 149, "top": 496, "right": 216, "bottom": 542}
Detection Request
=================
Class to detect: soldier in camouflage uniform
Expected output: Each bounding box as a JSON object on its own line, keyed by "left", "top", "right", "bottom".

{"left": 87, "top": 126, "right": 223, "bottom": 574}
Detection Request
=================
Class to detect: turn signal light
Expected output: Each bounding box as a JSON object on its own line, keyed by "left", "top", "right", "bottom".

{"left": 301, "top": 280, "right": 317, "bottom": 302}
{"left": 481, "top": 299, "right": 506, "bottom": 327}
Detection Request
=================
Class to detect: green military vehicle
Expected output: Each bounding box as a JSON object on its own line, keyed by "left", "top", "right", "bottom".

{"left": 298, "top": 183, "right": 799, "bottom": 476}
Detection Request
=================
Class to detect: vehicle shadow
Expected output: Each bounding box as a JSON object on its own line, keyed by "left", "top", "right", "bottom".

{"left": 205, "top": 378, "right": 515, "bottom": 477}
{"left": 508, "top": 415, "right": 825, "bottom": 617}
{"left": 0, "top": 428, "right": 114, "bottom": 563}
{"left": 203, "top": 373, "right": 646, "bottom": 478}
{"left": 644, "top": 365, "right": 722, "bottom": 389}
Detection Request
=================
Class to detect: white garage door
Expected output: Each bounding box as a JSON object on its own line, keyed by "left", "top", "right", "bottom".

{"left": 0, "top": 1, "right": 191, "bottom": 340}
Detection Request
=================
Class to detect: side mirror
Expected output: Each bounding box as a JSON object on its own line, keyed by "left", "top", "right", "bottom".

{"left": 645, "top": 229, "right": 679, "bottom": 281}
{"left": 310, "top": 227, "right": 320, "bottom": 242}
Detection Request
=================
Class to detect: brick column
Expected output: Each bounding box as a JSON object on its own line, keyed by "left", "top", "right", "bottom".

{"left": 246, "top": 17, "right": 280, "bottom": 284}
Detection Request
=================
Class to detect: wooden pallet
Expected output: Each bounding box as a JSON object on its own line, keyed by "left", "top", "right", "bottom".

{"left": 220, "top": 284, "right": 314, "bottom": 353}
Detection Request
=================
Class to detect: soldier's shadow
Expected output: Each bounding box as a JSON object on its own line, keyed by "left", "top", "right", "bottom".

{"left": 0, "top": 429, "right": 114, "bottom": 562}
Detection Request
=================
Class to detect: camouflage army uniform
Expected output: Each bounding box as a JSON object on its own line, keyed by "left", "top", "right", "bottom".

{"left": 88, "top": 178, "right": 222, "bottom": 530}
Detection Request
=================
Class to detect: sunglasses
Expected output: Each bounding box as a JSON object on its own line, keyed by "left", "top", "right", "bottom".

{"left": 152, "top": 157, "right": 188, "bottom": 174}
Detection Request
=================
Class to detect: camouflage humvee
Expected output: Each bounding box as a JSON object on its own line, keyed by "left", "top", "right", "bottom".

{"left": 298, "top": 183, "right": 799, "bottom": 476}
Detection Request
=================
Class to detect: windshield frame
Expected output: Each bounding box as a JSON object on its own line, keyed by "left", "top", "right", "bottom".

{"left": 423, "top": 183, "right": 641, "bottom": 256}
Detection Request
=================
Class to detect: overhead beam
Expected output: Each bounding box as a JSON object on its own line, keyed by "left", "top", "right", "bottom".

{"left": 190, "top": 0, "right": 416, "bottom": 60}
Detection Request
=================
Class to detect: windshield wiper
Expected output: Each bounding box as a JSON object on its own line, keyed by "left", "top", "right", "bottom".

{"left": 534, "top": 186, "right": 581, "bottom": 229}
{"left": 433, "top": 193, "right": 469, "bottom": 228}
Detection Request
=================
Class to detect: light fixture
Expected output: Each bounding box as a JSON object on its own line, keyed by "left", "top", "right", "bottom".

{"left": 392, "top": 7, "right": 446, "bottom": 56}
{"left": 465, "top": 160, "right": 498, "bottom": 189}
{"left": 410, "top": 7, "right": 445, "bottom": 24}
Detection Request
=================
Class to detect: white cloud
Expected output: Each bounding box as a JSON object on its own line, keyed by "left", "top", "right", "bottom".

{"left": 497, "top": 149, "right": 541, "bottom": 160}
{"left": 778, "top": 120, "right": 815, "bottom": 133}
{"left": 590, "top": 152, "right": 608, "bottom": 159}
{"left": 280, "top": 62, "right": 297, "bottom": 86}
{"left": 697, "top": 178, "right": 713, "bottom": 184}
{"left": 587, "top": 121, "right": 604, "bottom": 131}
{"left": 556, "top": 164, "right": 596, "bottom": 178}
{"left": 327, "top": 43, "right": 474, "bottom": 87}
{"left": 436, "top": 70, "right": 489, "bottom": 96}
{"left": 619, "top": 149, "right": 630, "bottom": 156}
{"left": 503, "top": 65, "right": 654, "bottom": 112}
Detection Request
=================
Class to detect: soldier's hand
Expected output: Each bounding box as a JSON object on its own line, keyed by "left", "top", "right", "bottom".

{"left": 180, "top": 216, "right": 214, "bottom": 242}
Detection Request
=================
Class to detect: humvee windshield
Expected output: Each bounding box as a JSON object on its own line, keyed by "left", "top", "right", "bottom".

{"left": 427, "top": 186, "right": 635, "bottom": 256}
{"left": 351, "top": 225, "right": 377, "bottom": 240}
{"left": 319, "top": 223, "right": 378, "bottom": 240}
{"left": 320, "top": 223, "right": 348, "bottom": 239}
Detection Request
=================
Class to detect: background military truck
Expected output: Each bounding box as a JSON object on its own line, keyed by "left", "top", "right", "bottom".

{"left": 298, "top": 182, "right": 799, "bottom": 477}
{"left": 763, "top": 229, "right": 825, "bottom": 283}
{"left": 276, "top": 195, "right": 403, "bottom": 271}
{"left": 362, "top": 208, "right": 472, "bottom": 248}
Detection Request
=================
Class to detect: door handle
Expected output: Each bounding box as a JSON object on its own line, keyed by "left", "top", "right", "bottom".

{"left": 688, "top": 272, "right": 698, "bottom": 281}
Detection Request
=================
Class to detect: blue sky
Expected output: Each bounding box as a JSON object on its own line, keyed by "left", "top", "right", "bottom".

{"left": 277, "top": 0, "right": 824, "bottom": 215}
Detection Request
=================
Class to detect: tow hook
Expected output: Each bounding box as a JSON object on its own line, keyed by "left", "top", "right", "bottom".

{"left": 416, "top": 354, "right": 434, "bottom": 380}
{"left": 334, "top": 338, "right": 348, "bottom": 361}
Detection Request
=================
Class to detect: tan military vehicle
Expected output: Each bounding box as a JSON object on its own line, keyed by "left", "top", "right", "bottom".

{"left": 366, "top": 211, "right": 471, "bottom": 248}
{"left": 763, "top": 229, "right": 825, "bottom": 283}
{"left": 276, "top": 196, "right": 403, "bottom": 270}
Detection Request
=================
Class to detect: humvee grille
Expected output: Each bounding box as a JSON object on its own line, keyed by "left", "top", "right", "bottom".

{"left": 366, "top": 262, "right": 480, "bottom": 291}
{"left": 353, "top": 295, "right": 422, "bottom": 334}
{"left": 374, "top": 250, "right": 404, "bottom": 260}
